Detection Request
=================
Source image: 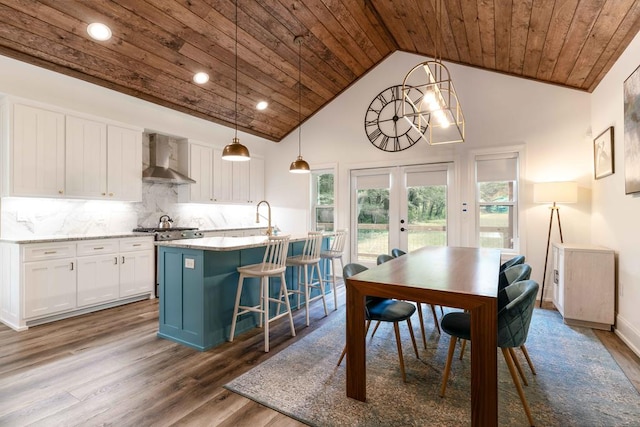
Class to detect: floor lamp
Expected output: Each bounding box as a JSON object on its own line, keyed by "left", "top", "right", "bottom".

{"left": 533, "top": 181, "right": 578, "bottom": 308}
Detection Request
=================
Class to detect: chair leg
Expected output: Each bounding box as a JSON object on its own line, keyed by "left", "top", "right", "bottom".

{"left": 370, "top": 320, "right": 382, "bottom": 337}
{"left": 331, "top": 258, "right": 339, "bottom": 310}
{"left": 459, "top": 339, "right": 467, "bottom": 360}
{"left": 509, "top": 347, "right": 528, "bottom": 386}
{"left": 520, "top": 344, "right": 537, "bottom": 375}
{"left": 281, "top": 272, "right": 296, "bottom": 338}
{"left": 392, "top": 322, "right": 407, "bottom": 382}
{"left": 416, "top": 303, "right": 427, "bottom": 349}
{"left": 263, "top": 277, "right": 270, "bottom": 352}
{"left": 228, "top": 273, "right": 245, "bottom": 342}
{"left": 502, "top": 347, "right": 535, "bottom": 427}
{"left": 440, "top": 336, "right": 457, "bottom": 397}
{"left": 405, "top": 318, "right": 419, "bottom": 359}
{"left": 303, "top": 265, "right": 311, "bottom": 326}
{"left": 430, "top": 304, "right": 441, "bottom": 334}
{"left": 338, "top": 320, "right": 371, "bottom": 366}
{"left": 314, "top": 262, "right": 329, "bottom": 317}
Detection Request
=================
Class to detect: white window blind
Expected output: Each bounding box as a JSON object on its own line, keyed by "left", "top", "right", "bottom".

{"left": 476, "top": 156, "right": 517, "bottom": 182}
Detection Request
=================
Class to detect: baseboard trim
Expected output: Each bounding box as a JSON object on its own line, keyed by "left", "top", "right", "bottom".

{"left": 615, "top": 314, "right": 640, "bottom": 359}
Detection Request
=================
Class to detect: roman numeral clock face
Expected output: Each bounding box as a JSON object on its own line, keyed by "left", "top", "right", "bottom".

{"left": 364, "top": 85, "right": 427, "bottom": 152}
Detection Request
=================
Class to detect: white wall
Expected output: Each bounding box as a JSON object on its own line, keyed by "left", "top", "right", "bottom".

{"left": 591, "top": 31, "right": 640, "bottom": 355}
{"left": 264, "top": 51, "right": 593, "bottom": 304}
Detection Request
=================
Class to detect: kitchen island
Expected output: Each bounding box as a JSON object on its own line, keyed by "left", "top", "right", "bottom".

{"left": 156, "top": 234, "right": 330, "bottom": 351}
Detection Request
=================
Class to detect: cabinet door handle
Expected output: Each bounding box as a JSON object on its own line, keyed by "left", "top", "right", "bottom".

{"left": 44, "top": 251, "right": 57, "bottom": 255}
{"left": 122, "top": 256, "right": 125, "bottom": 264}
{"left": 114, "top": 257, "right": 118, "bottom": 265}
{"left": 70, "top": 262, "right": 74, "bottom": 271}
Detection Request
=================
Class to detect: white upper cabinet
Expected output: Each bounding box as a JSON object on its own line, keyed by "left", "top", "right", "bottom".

{"left": 250, "top": 156, "right": 265, "bottom": 204}
{"left": 107, "top": 125, "right": 142, "bottom": 201}
{"left": 179, "top": 142, "right": 213, "bottom": 203}
{"left": 6, "top": 103, "right": 66, "bottom": 197}
{"left": 1, "top": 97, "right": 143, "bottom": 201}
{"left": 179, "top": 141, "right": 263, "bottom": 204}
{"left": 65, "top": 115, "right": 108, "bottom": 198}
{"left": 212, "top": 146, "right": 232, "bottom": 202}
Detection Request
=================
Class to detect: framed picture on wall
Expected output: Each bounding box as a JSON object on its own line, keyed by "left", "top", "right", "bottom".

{"left": 624, "top": 64, "right": 640, "bottom": 194}
{"left": 594, "top": 127, "right": 614, "bottom": 179}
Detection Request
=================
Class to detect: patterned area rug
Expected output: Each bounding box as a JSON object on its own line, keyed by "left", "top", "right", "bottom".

{"left": 225, "top": 307, "right": 640, "bottom": 426}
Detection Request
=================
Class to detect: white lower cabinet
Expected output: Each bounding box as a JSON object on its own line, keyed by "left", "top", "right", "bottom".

{"left": 119, "top": 250, "right": 154, "bottom": 298}
{"left": 24, "top": 258, "right": 76, "bottom": 318}
{"left": 77, "top": 254, "right": 120, "bottom": 307}
{"left": 0, "top": 236, "right": 154, "bottom": 331}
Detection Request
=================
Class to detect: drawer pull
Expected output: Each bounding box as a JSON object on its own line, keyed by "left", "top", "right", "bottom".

{"left": 44, "top": 251, "right": 57, "bottom": 255}
{"left": 133, "top": 243, "right": 142, "bottom": 247}
{"left": 94, "top": 247, "right": 104, "bottom": 250}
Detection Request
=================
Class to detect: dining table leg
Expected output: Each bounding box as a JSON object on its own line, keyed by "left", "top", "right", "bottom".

{"left": 470, "top": 299, "right": 498, "bottom": 426}
{"left": 345, "top": 278, "right": 367, "bottom": 401}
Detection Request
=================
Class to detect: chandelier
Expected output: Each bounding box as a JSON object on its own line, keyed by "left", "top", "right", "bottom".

{"left": 401, "top": 0, "right": 464, "bottom": 145}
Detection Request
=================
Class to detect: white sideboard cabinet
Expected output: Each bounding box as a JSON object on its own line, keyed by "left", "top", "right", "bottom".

{"left": 552, "top": 243, "right": 615, "bottom": 330}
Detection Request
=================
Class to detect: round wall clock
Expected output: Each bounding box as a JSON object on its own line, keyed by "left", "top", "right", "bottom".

{"left": 364, "top": 85, "right": 427, "bottom": 152}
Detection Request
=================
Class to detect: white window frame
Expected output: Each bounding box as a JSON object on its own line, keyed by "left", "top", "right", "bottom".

{"left": 468, "top": 146, "right": 526, "bottom": 255}
{"left": 310, "top": 166, "right": 337, "bottom": 232}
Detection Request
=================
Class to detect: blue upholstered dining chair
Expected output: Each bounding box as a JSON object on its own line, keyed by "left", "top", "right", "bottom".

{"left": 391, "top": 248, "right": 406, "bottom": 258}
{"left": 459, "top": 263, "right": 536, "bottom": 380}
{"left": 500, "top": 254, "right": 525, "bottom": 273}
{"left": 337, "top": 263, "right": 419, "bottom": 382}
{"left": 439, "top": 279, "right": 539, "bottom": 427}
{"left": 389, "top": 248, "right": 442, "bottom": 337}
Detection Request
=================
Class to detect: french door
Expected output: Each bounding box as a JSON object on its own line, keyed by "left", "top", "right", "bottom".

{"left": 350, "top": 163, "right": 454, "bottom": 265}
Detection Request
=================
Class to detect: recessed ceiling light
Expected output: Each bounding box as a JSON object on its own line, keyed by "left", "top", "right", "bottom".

{"left": 256, "top": 101, "right": 268, "bottom": 110}
{"left": 87, "top": 23, "right": 112, "bottom": 41}
{"left": 193, "top": 72, "right": 210, "bottom": 84}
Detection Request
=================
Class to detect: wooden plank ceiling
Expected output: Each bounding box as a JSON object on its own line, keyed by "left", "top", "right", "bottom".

{"left": 0, "top": 0, "right": 639, "bottom": 142}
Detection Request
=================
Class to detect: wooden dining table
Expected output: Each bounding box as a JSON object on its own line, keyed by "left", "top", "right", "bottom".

{"left": 345, "top": 246, "right": 501, "bottom": 426}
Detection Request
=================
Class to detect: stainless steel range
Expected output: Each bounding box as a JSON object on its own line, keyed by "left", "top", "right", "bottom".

{"left": 132, "top": 227, "right": 204, "bottom": 241}
{"left": 132, "top": 226, "right": 204, "bottom": 296}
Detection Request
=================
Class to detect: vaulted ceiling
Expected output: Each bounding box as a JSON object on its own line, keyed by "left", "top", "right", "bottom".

{"left": 1, "top": 0, "right": 639, "bottom": 142}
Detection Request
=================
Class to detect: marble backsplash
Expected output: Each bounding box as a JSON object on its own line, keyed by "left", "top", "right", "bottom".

{"left": 1, "top": 182, "right": 264, "bottom": 238}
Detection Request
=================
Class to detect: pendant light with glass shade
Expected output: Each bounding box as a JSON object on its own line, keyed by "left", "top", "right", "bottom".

{"left": 289, "top": 36, "right": 310, "bottom": 174}
{"left": 222, "top": 0, "right": 251, "bottom": 161}
{"left": 401, "top": 0, "right": 465, "bottom": 145}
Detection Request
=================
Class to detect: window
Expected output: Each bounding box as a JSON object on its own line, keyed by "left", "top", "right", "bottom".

{"left": 311, "top": 169, "right": 335, "bottom": 231}
{"left": 475, "top": 154, "right": 519, "bottom": 251}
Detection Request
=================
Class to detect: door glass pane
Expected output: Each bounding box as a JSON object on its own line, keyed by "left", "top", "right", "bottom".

{"left": 356, "top": 188, "right": 389, "bottom": 263}
{"left": 406, "top": 185, "right": 447, "bottom": 250}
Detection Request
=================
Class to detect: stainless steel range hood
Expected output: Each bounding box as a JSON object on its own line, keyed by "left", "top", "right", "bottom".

{"left": 142, "top": 134, "right": 195, "bottom": 184}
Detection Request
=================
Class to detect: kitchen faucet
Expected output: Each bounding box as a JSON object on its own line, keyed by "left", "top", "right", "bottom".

{"left": 255, "top": 200, "right": 273, "bottom": 236}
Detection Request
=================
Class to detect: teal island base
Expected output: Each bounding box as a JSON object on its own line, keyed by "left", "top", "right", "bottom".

{"left": 157, "top": 237, "right": 330, "bottom": 351}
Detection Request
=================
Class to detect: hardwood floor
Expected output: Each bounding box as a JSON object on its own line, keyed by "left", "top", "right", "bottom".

{"left": 1, "top": 287, "right": 639, "bottom": 426}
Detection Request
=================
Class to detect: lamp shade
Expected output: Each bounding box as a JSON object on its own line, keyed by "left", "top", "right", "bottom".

{"left": 533, "top": 181, "right": 578, "bottom": 204}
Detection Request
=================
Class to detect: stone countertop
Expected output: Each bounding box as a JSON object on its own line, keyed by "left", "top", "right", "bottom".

{"left": 156, "top": 233, "right": 331, "bottom": 252}
{"left": 0, "top": 226, "right": 269, "bottom": 245}
{"left": 0, "top": 233, "right": 153, "bottom": 244}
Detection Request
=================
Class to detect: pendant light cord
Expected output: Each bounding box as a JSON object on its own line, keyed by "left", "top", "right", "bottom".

{"left": 297, "top": 37, "right": 302, "bottom": 157}
{"left": 234, "top": 0, "right": 238, "bottom": 140}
